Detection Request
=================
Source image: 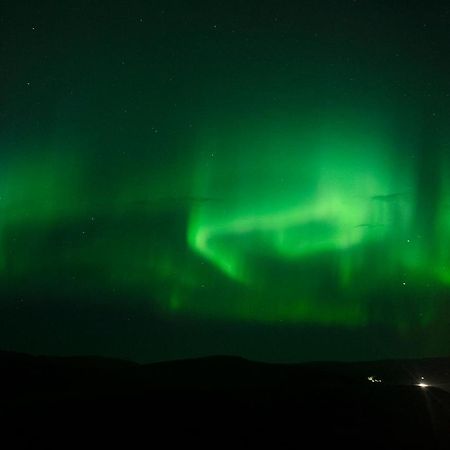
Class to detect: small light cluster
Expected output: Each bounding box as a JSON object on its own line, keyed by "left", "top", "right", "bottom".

{"left": 367, "top": 376, "right": 382, "bottom": 383}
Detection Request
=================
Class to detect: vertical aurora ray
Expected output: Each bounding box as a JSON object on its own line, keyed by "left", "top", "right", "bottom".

{"left": 0, "top": 148, "right": 86, "bottom": 279}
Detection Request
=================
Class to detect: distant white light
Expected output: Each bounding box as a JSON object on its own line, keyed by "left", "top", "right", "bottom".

{"left": 417, "top": 383, "right": 429, "bottom": 388}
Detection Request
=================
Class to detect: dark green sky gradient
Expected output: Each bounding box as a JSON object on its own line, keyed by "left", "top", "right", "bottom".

{"left": 1, "top": 0, "right": 450, "bottom": 362}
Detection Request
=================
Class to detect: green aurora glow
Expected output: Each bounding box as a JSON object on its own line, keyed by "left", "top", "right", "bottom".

{"left": 1, "top": 0, "right": 450, "bottom": 362}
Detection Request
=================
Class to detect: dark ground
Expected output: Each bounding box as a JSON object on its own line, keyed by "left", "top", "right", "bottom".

{"left": 1, "top": 351, "right": 450, "bottom": 448}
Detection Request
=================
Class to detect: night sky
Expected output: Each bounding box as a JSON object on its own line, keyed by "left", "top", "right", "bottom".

{"left": 1, "top": 0, "right": 450, "bottom": 362}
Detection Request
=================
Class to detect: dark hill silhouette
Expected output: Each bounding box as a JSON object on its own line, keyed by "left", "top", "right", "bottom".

{"left": 1, "top": 351, "right": 450, "bottom": 448}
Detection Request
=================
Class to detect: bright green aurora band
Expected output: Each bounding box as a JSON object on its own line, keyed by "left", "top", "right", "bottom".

{"left": 1, "top": 109, "right": 449, "bottom": 337}
{"left": 187, "top": 113, "right": 450, "bottom": 328}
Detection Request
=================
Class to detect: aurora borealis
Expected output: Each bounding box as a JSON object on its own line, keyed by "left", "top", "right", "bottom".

{"left": 1, "top": 0, "right": 450, "bottom": 362}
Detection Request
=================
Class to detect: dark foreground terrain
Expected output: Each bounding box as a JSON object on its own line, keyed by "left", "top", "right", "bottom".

{"left": 1, "top": 351, "right": 450, "bottom": 448}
